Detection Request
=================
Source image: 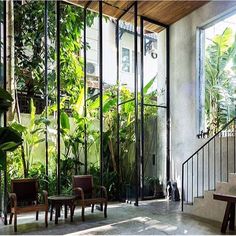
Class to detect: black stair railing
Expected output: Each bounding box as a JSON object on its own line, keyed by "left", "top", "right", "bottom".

{"left": 181, "top": 117, "right": 236, "bottom": 211}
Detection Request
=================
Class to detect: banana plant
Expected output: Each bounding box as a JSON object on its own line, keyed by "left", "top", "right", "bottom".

{"left": 11, "top": 99, "right": 48, "bottom": 177}
{"left": 205, "top": 27, "right": 236, "bottom": 133}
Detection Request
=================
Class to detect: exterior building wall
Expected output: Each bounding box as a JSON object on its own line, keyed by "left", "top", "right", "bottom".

{"left": 170, "top": 1, "right": 236, "bottom": 187}
{"left": 86, "top": 18, "right": 159, "bottom": 90}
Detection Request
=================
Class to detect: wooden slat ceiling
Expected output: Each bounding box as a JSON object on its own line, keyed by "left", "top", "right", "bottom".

{"left": 66, "top": 0, "right": 209, "bottom": 32}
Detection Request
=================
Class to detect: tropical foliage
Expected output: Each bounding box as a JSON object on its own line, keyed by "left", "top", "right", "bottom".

{"left": 205, "top": 27, "right": 236, "bottom": 133}
{"left": 0, "top": 87, "right": 22, "bottom": 169}
{"left": 2, "top": 0, "right": 164, "bottom": 199}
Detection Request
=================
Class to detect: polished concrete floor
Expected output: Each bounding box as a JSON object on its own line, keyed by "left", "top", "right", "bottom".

{"left": 0, "top": 199, "right": 231, "bottom": 235}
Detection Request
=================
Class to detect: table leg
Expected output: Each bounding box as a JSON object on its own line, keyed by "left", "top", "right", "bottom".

{"left": 55, "top": 205, "right": 60, "bottom": 224}
{"left": 65, "top": 204, "right": 68, "bottom": 219}
{"left": 229, "top": 203, "right": 235, "bottom": 231}
{"left": 221, "top": 202, "right": 232, "bottom": 233}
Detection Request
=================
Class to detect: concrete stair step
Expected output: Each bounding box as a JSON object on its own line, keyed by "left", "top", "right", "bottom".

{"left": 203, "top": 190, "right": 215, "bottom": 200}
{"left": 216, "top": 181, "right": 229, "bottom": 193}
{"left": 229, "top": 173, "right": 236, "bottom": 184}
{"left": 185, "top": 190, "right": 227, "bottom": 223}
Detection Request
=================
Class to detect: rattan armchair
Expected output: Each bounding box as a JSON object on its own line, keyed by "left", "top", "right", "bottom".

{"left": 72, "top": 175, "right": 107, "bottom": 221}
{"left": 9, "top": 178, "right": 48, "bottom": 232}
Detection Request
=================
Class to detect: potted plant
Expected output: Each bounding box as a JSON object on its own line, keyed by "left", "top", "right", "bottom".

{"left": 144, "top": 176, "right": 164, "bottom": 199}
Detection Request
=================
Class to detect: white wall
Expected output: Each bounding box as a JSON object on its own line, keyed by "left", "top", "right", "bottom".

{"left": 170, "top": 1, "right": 236, "bottom": 187}
{"left": 87, "top": 18, "right": 160, "bottom": 90}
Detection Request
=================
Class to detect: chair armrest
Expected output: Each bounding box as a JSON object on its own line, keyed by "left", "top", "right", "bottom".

{"left": 9, "top": 193, "right": 17, "bottom": 208}
{"left": 42, "top": 190, "right": 48, "bottom": 205}
{"left": 98, "top": 186, "right": 108, "bottom": 199}
{"left": 73, "top": 187, "right": 85, "bottom": 200}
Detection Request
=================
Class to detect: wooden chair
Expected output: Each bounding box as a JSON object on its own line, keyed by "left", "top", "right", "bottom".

{"left": 72, "top": 175, "right": 108, "bottom": 221}
{"left": 8, "top": 178, "right": 48, "bottom": 232}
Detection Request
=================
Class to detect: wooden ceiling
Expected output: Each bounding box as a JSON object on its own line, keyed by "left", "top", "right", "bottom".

{"left": 65, "top": 0, "right": 209, "bottom": 32}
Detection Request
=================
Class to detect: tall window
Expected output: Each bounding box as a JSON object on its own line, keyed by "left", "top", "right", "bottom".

{"left": 198, "top": 12, "right": 236, "bottom": 135}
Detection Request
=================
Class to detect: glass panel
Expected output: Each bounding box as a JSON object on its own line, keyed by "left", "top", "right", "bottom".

{"left": 59, "top": 2, "right": 86, "bottom": 193}
{"left": 85, "top": 3, "right": 101, "bottom": 186}
{"left": 119, "top": 6, "right": 135, "bottom": 99}
{"left": 142, "top": 20, "right": 167, "bottom": 199}
{"left": 0, "top": 0, "right": 4, "bottom": 216}
{"left": 47, "top": 1, "right": 57, "bottom": 195}
{"left": 119, "top": 101, "right": 135, "bottom": 201}
{"left": 143, "top": 24, "right": 166, "bottom": 107}
{"left": 10, "top": 1, "right": 49, "bottom": 190}
{"left": 199, "top": 14, "right": 236, "bottom": 134}
{"left": 118, "top": 5, "right": 136, "bottom": 202}
{"left": 143, "top": 106, "right": 166, "bottom": 199}
{"left": 102, "top": 5, "right": 119, "bottom": 200}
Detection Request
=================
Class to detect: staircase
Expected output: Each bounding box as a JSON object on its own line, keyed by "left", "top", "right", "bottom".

{"left": 181, "top": 117, "right": 236, "bottom": 222}
{"left": 184, "top": 173, "right": 236, "bottom": 222}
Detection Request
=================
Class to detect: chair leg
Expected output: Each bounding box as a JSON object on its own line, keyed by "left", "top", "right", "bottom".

{"left": 36, "top": 211, "right": 39, "bottom": 221}
{"left": 9, "top": 213, "right": 13, "bottom": 224}
{"left": 14, "top": 213, "right": 17, "bottom": 232}
{"left": 100, "top": 203, "right": 103, "bottom": 211}
{"left": 81, "top": 205, "right": 85, "bottom": 221}
{"left": 70, "top": 204, "right": 74, "bottom": 222}
{"left": 64, "top": 204, "right": 67, "bottom": 219}
{"left": 91, "top": 204, "right": 94, "bottom": 213}
{"left": 45, "top": 210, "right": 48, "bottom": 227}
{"left": 50, "top": 204, "right": 53, "bottom": 221}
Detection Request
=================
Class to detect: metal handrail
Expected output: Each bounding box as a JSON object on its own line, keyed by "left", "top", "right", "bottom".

{"left": 183, "top": 117, "right": 236, "bottom": 165}
{"left": 181, "top": 116, "right": 236, "bottom": 211}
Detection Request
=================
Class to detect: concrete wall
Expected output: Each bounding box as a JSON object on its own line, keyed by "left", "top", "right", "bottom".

{"left": 170, "top": 1, "right": 236, "bottom": 187}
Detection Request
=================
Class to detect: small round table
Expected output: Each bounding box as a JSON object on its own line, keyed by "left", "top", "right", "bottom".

{"left": 48, "top": 195, "right": 77, "bottom": 224}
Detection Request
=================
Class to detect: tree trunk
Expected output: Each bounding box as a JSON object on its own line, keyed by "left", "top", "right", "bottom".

{"left": 6, "top": 0, "right": 15, "bottom": 122}
{"left": 108, "top": 138, "right": 117, "bottom": 173}
{"left": 21, "top": 145, "right": 28, "bottom": 178}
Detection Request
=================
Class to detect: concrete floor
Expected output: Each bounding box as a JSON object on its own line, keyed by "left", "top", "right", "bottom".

{"left": 0, "top": 199, "right": 231, "bottom": 235}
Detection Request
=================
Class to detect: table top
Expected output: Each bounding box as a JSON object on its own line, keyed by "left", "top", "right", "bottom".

{"left": 213, "top": 193, "right": 236, "bottom": 202}
{"left": 48, "top": 195, "right": 77, "bottom": 201}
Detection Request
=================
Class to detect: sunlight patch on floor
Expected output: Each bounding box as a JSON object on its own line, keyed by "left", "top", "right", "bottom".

{"left": 64, "top": 216, "right": 178, "bottom": 235}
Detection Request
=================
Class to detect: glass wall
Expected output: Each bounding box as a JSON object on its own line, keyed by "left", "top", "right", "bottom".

{"left": 0, "top": 1, "right": 169, "bottom": 205}
{"left": 118, "top": 5, "right": 137, "bottom": 202}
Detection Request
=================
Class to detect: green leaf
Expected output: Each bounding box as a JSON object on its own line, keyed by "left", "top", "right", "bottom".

{"left": 0, "top": 87, "right": 13, "bottom": 114}
{"left": 0, "top": 142, "right": 21, "bottom": 151}
{"left": 34, "top": 117, "right": 50, "bottom": 126}
{"left": 30, "top": 99, "right": 36, "bottom": 127}
{"left": 10, "top": 122, "right": 27, "bottom": 133}
{"left": 72, "top": 87, "right": 84, "bottom": 115}
{"left": 0, "top": 150, "right": 6, "bottom": 170}
{"left": 30, "top": 128, "right": 43, "bottom": 135}
{"left": 61, "top": 111, "right": 70, "bottom": 130}
{"left": 143, "top": 75, "right": 157, "bottom": 95}
{"left": 88, "top": 97, "right": 100, "bottom": 110}
{"left": 0, "top": 127, "right": 22, "bottom": 152}
{"left": 0, "top": 87, "right": 13, "bottom": 101}
{"left": 103, "top": 98, "right": 116, "bottom": 113}
{"left": 33, "top": 138, "right": 45, "bottom": 145}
